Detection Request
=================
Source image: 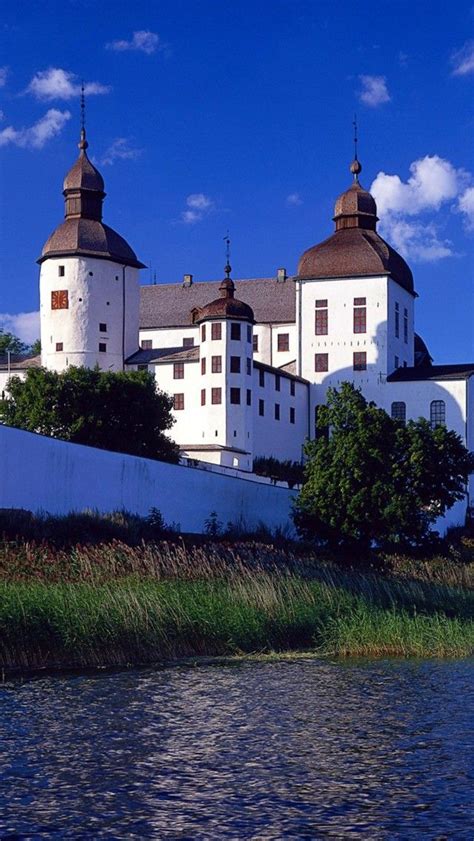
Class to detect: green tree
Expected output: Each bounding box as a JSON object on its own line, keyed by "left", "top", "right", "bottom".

{"left": 30, "top": 339, "right": 41, "bottom": 355}
{"left": 0, "top": 366, "right": 180, "bottom": 463}
{"left": 294, "top": 383, "right": 473, "bottom": 551}
{"left": 0, "top": 330, "right": 28, "bottom": 355}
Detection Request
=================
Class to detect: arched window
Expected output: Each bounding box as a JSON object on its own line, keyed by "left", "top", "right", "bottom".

{"left": 391, "top": 401, "right": 406, "bottom": 423}
{"left": 430, "top": 400, "right": 446, "bottom": 427}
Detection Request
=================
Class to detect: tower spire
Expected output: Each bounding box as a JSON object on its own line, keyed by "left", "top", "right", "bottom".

{"left": 350, "top": 114, "right": 362, "bottom": 182}
{"left": 79, "top": 81, "right": 88, "bottom": 151}
{"left": 224, "top": 231, "right": 231, "bottom": 278}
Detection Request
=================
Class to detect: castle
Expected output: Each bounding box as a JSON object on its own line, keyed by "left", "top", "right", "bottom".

{"left": 1, "top": 125, "right": 473, "bottom": 516}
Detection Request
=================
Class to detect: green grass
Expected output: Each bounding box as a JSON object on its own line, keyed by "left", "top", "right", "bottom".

{"left": 0, "top": 573, "right": 473, "bottom": 672}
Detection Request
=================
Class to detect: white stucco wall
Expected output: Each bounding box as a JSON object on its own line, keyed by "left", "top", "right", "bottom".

{"left": 0, "top": 424, "right": 296, "bottom": 533}
{"left": 40, "top": 256, "right": 140, "bottom": 371}
{"left": 252, "top": 366, "right": 309, "bottom": 463}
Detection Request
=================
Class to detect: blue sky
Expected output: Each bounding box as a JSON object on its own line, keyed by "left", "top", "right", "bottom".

{"left": 0, "top": 0, "right": 473, "bottom": 362}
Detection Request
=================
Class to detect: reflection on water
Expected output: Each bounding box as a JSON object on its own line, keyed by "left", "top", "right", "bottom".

{"left": 0, "top": 659, "right": 473, "bottom": 838}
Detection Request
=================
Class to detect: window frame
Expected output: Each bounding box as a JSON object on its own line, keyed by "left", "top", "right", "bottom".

{"left": 173, "top": 362, "right": 184, "bottom": 380}
{"left": 211, "top": 322, "right": 222, "bottom": 341}
{"left": 315, "top": 353, "right": 329, "bottom": 373}
{"left": 353, "top": 351, "right": 367, "bottom": 371}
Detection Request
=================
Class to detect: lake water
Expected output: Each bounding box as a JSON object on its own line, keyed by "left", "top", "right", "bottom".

{"left": 0, "top": 659, "right": 473, "bottom": 839}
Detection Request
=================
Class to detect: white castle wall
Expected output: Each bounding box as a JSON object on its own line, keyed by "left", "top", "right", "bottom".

{"left": 40, "top": 256, "right": 139, "bottom": 371}
{"left": 0, "top": 424, "right": 295, "bottom": 533}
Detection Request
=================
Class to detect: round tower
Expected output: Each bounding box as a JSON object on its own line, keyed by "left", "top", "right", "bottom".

{"left": 196, "top": 265, "right": 255, "bottom": 470}
{"left": 37, "top": 125, "right": 145, "bottom": 372}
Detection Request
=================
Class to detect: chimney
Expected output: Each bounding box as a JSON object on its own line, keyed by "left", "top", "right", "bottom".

{"left": 183, "top": 273, "right": 193, "bottom": 287}
{"left": 277, "top": 267, "right": 286, "bottom": 282}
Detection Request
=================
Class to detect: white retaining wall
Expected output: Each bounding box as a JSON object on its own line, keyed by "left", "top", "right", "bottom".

{"left": 0, "top": 425, "right": 295, "bottom": 533}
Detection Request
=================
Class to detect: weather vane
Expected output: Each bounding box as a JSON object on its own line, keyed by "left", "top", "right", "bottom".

{"left": 81, "top": 81, "right": 85, "bottom": 132}
{"left": 224, "top": 231, "right": 231, "bottom": 277}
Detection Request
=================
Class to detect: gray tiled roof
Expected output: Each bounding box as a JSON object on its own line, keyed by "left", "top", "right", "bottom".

{"left": 125, "top": 346, "right": 200, "bottom": 365}
{"left": 140, "top": 277, "right": 296, "bottom": 328}
{"left": 388, "top": 364, "right": 474, "bottom": 382}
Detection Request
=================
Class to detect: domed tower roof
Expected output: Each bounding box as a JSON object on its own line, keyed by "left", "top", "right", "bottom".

{"left": 196, "top": 264, "right": 255, "bottom": 323}
{"left": 38, "top": 126, "right": 144, "bottom": 269}
{"left": 297, "top": 157, "right": 414, "bottom": 295}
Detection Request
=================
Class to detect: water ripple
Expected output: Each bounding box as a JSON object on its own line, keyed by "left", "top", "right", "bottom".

{"left": 0, "top": 658, "right": 473, "bottom": 838}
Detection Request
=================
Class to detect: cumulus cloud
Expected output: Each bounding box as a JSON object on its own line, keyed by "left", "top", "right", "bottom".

{"left": 0, "top": 66, "right": 8, "bottom": 87}
{"left": 370, "top": 155, "right": 471, "bottom": 262}
{"left": 0, "top": 311, "right": 40, "bottom": 344}
{"left": 286, "top": 192, "right": 302, "bottom": 206}
{"left": 26, "top": 68, "right": 110, "bottom": 100}
{"left": 0, "top": 109, "right": 71, "bottom": 149}
{"left": 458, "top": 186, "right": 474, "bottom": 229}
{"left": 106, "top": 30, "right": 161, "bottom": 54}
{"left": 358, "top": 74, "right": 391, "bottom": 107}
{"left": 100, "top": 137, "right": 142, "bottom": 166}
{"left": 450, "top": 40, "right": 474, "bottom": 76}
{"left": 181, "top": 193, "right": 214, "bottom": 224}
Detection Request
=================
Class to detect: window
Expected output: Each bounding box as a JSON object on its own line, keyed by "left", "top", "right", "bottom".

{"left": 404, "top": 308, "right": 408, "bottom": 344}
{"left": 246, "top": 389, "right": 252, "bottom": 406}
{"left": 99, "top": 343, "right": 107, "bottom": 353}
{"left": 211, "top": 355, "right": 222, "bottom": 373}
{"left": 201, "top": 357, "right": 206, "bottom": 375}
{"left": 55, "top": 342, "right": 63, "bottom": 351}
{"left": 395, "top": 356, "right": 399, "bottom": 369}
{"left": 277, "top": 333, "right": 289, "bottom": 352}
{"left": 353, "top": 297, "right": 366, "bottom": 334}
{"left": 173, "top": 363, "right": 184, "bottom": 379}
{"left": 247, "top": 325, "right": 252, "bottom": 343}
{"left": 253, "top": 334, "right": 259, "bottom": 352}
{"left": 201, "top": 389, "right": 206, "bottom": 406}
{"left": 274, "top": 403, "right": 280, "bottom": 420}
{"left": 353, "top": 351, "right": 366, "bottom": 371}
{"left": 395, "top": 302, "right": 400, "bottom": 338}
{"left": 51, "top": 290, "right": 68, "bottom": 310}
{"left": 391, "top": 402, "right": 406, "bottom": 423}
{"left": 211, "top": 387, "right": 222, "bottom": 405}
{"left": 246, "top": 358, "right": 252, "bottom": 375}
{"left": 290, "top": 407, "right": 295, "bottom": 424}
{"left": 58, "top": 265, "right": 65, "bottom": 277}
{"left": 99, "top": 323, "right": 107, "bottom": 333}
{"left": 173, "top": 393, "right": 185, "bottom": 410}
{"left": 201, "top": 324, "right": 206, "bottom": 342}
{"left": 259, "top": 399, "right": 265, "bottom": 416}
{"left": 290, "top": 380, "right": 295, "bottom": 397}
{"left": 137, "top": 364, "right": 148, "bottom": 371}
{"left": 315, "top": 353, "right": 329, "bottom": 372}
{"left": 315, "top": 299, "right": 328, "bottom": 335}
{"left": 430, "top": 400, "right": 446, "bottom": 427}
{"left": 183, "top": 337, "right": 194, "bottom": 348}
{"left": 259, "top": 369, "right": 265, "bottom": 387}
{"left": 230, "top": 356, "right": 241, "bottom": 373}
{"left": 141, "top": 339, "right": 152, "bottom": 350}
{"left": 230, "top": 388, "right": 241, "bottom": 405}
{"left": 211, "top": 322, "right": 222, "bottom": 340}
{"left": 275, "top": 374, "right": 281, "bottom": 392}
{"left": 231, "top": 323, "right": 241, "bottom": 341}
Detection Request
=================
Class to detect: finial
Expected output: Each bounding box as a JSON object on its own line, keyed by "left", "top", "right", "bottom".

{"left": 224, "top": 231, "right": 231, "bottom": 278}
{"left": 78, "top": 81, "right": 88, "bottom": 151}
{"left": 350, "top": 113, "right": 362, "bottom": 181}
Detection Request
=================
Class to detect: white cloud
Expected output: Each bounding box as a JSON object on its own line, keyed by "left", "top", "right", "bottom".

{"left": 181, "top": 193, "right": 214, "bottom": 223}
{"left": 0, "top": 311, "right": 40, "bottom": 344}
{"left": 0, "top": 66, "right": 8, "bottom": 87}
{"left": 458, "top": 186, "right": 474, "bottom": 230}
{"left": 451, "top": 40, "right": 474, "bottom": 76}
{"left": 358, "top": 74, "right": 391, "bottom": 107}
{"left": 0, "top": 109, "right": 71, "bottom": 149}
{"left": 286, "top": 192, "right": 302, "bottom": 206}
{"left": 106, "top": 30, "right": 161, "bottom": 55}
{"left": 370, "top": 155, "right": 471, "bottom": 263}
{"left": 26, "top": 68, "right": 110, "bottom": 101}
{"left": 100, "top": 137, "right": 142, "bottom": 166}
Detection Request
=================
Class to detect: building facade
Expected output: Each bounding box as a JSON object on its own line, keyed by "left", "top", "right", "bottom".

{"left": 1, "top": 130, "right": 473, "bottom": 518}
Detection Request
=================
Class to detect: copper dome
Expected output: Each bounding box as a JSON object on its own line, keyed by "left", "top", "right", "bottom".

{"left": 297, "top": 162, "right": 414, "bottom": 295}
{"left": 196, "top": 277, "right": 255, "bottom": 323}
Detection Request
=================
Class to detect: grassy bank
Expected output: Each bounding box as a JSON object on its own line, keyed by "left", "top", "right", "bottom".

{"left": 0, "top": 534, "right": 473, "bottom": 670}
